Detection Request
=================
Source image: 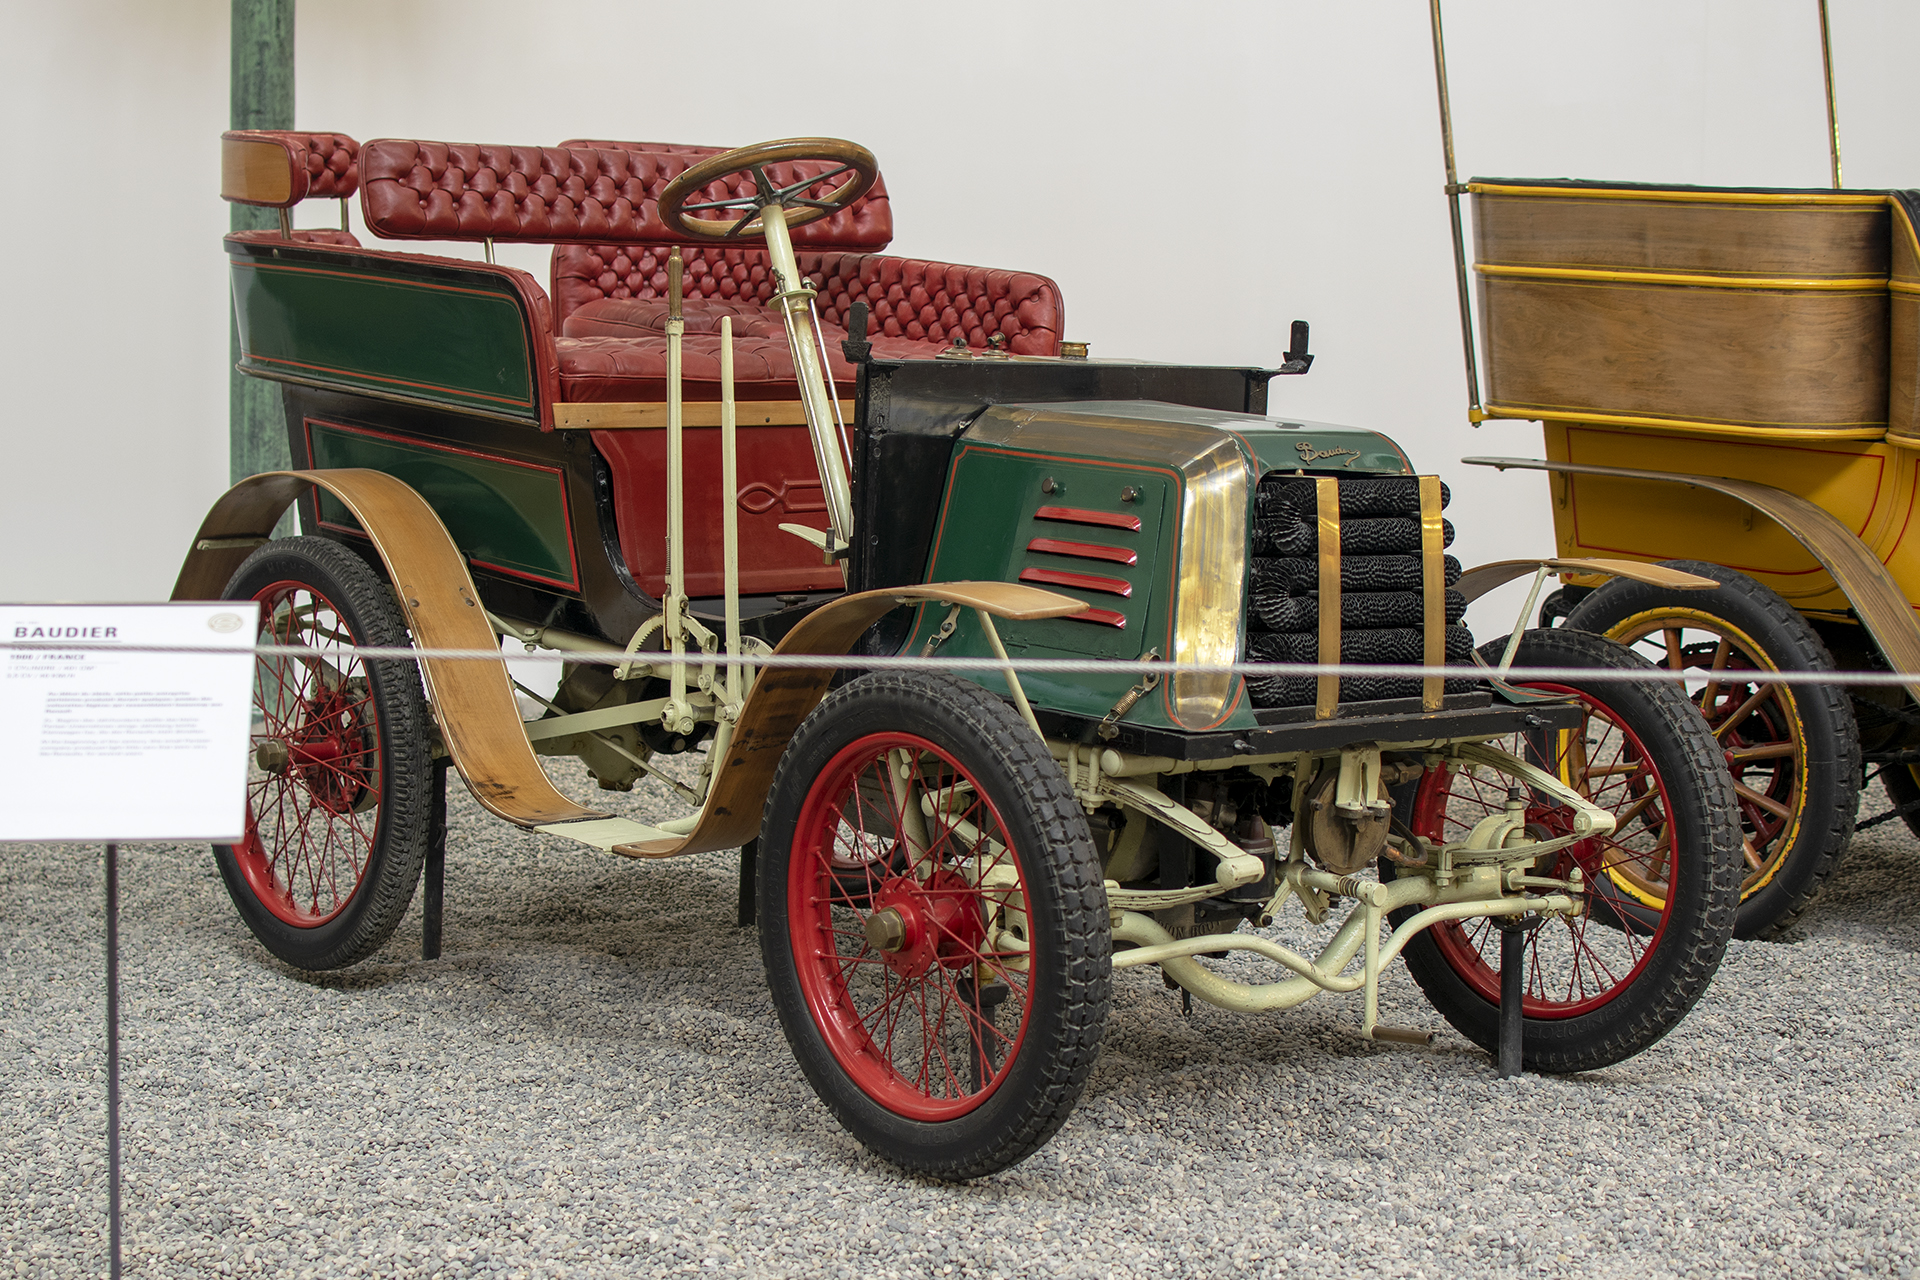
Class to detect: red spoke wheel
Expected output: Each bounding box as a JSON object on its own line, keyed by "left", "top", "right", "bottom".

{"left": 1564, "top": 560, "right": 1858, "bottom": 938}
{"left": 214, "top": 537, "right": 431, "bottom": 970}
{"left": 1391, "top": 628, "right": 1742, "bottom": 1073}
{"left": 760, "top": 671, "right": 1109, "bottom": 1180}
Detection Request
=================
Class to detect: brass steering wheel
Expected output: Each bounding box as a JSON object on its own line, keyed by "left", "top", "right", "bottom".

{"left": 658, "top": 137, "right": 877, "bottom": 241}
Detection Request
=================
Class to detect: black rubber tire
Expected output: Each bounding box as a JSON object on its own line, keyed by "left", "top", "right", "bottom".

{"left": 1536, "top": 585, "right": 1593, "bottom": 628}
{"left": 1562, "top": 560, "right": 1858, "bottom": 938}
{"left": 758, "top": 671, "right": 1110, "bottom": 1180}
{"left": 215, "top": 537, "right": 431, "bottom": 970}
{"left": 1392, "top": 628, "right": 1742, "bottom": 1073}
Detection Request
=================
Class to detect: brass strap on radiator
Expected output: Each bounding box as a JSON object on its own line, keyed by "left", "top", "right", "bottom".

{"left": 1314, "top": 477, "right": 1342, "bottom": 720}
{"left": 1419, "top": 475, "right": 1446, "bottom": 711}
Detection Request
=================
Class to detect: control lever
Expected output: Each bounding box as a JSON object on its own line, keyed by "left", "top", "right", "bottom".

{"left": 842, "top": 299, "right": 873, "bottom": 363}
{"left": 1278, "top": 319, "right": 1314, "bottom": 374}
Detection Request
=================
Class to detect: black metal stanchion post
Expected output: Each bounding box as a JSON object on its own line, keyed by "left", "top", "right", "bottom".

{"left": 104, "top": 841, "right": 122, "bottom": 1280}
{"left": 737, "top": 838, "right": 758, "bottom": 928}
{"left": 423, "top": 758, "right": 447, "bottom": 961}
{"left": 1498, "top": 922, "right": 1525, "bottom": 1079}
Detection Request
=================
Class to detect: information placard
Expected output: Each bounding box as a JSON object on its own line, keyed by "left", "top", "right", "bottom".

{"left": 0, "top": 603, "right": 260, "bottom": 841}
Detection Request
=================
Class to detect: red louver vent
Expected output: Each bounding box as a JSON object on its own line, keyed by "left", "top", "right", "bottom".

{"left": 1034, "top": 505, "right": 1142, "bottom": 532}
{"left": 1019, "top": 567, "right": 1131, "bottom": 597}
{"left": 1026, "top": 537, "right": 1137, "bottom": 566}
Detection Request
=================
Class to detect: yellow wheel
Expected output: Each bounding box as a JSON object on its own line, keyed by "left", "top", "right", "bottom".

{"left": 1564, "top": 561, "right": 1858, "bottom": 938}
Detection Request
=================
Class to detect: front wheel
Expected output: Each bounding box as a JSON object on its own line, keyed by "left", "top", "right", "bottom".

{"left": 758, "top": 671, "right": 1110, "bottom": 1180}
{"left": 215, "top": 537, "right": 432, "bottom": 970}
{"left": 1392, "top": 628, "right": 1743, "bottom": 1073}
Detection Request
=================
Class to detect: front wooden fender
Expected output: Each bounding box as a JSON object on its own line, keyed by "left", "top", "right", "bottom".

{"left": 608, "top": 581, "right": 1084, "bottom": 858}
{"left": 173, "top": 469, "right": 605, "bottom": 828}
{"left": 1455, "top": 557, "right": 1720, "bottom": 604}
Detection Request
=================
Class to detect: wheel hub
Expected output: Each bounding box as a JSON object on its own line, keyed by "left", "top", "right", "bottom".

{"left": 867, "top": 869, "right": 986, "bottom": 979}
{"left": 279, "top": 688, "right": 370, "bottom": 810}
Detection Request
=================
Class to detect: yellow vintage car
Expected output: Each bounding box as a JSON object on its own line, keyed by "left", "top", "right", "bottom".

{"left": 1431, "top": 1, "right": 1920, "bottom": 939}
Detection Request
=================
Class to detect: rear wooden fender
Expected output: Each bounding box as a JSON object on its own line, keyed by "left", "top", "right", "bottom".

{"left": 1466, "top": 455, "right": 1920, "bottom": 705}
{"left": 172, "top": 469, "right": 606, "bottom": 827}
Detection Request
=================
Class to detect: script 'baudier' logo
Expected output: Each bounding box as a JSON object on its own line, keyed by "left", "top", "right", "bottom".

{"left": 207, "top": 613, "right": 244, "bottom": 634}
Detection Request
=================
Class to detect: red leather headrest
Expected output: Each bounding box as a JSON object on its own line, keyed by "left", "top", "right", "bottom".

{"left": 221, "top": 131, "right": 360, "bottom": 207}
{"left": 359, "top": 139, "right": 892, "bottom": 250}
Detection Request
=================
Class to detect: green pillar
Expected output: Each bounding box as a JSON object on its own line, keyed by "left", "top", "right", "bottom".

{"left": 229, "top": 0, "right": 294, "bottom": 486}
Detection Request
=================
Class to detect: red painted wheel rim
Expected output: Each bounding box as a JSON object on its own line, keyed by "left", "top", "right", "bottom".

{"left": 232, "top": 580, "right": 383, "bottom": 928}
{"left": 1409, "top": 685, "right": 1673, "bottom": 1018}
{"left": 787, "top": 732, "right": 1033, "bottom": 1121}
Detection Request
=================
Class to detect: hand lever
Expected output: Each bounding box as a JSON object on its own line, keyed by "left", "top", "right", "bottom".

{"left": 1279, "top": 319, "right": 1314, "bottom": 374}
{"left": 842, "top": 299, "right": 872, "bottom": 363}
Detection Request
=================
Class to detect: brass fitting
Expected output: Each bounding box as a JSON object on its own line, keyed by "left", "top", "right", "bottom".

{"left": 864, "top": 908, "right": 907, "bottom": 953}
{"left": 255, "top": 740, "right": 290, "bottom": 775}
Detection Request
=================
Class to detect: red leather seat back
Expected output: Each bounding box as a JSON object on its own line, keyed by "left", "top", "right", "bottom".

{"left": 359, "top": 140, "right": 892, "bottom": 249}
{"left": 552, "top": 246, "right": 1064, "bottom": 357}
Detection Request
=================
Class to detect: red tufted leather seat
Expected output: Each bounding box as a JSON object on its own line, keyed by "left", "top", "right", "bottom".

{"left": 244, "top": 133, "right": 1071, "bottom": 600}
{"left": 359, "top": 140, "right": 892, "bottom": 249}
{"left": 547, "top": 244, "right": 1065, "bottom": 400}
{"left": 553, "top": 246, "right": 1062, "bottom": 352}
{"left": 351, "top": 137, "right": 1063, "bottom": 399}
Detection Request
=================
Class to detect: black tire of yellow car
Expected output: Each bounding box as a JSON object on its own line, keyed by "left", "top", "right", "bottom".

{"left": 757, "top": 671, "right": 1111, "bottom": 1181}
{"left": 1562, "top": 560, "right": 1859, "bottom": 938}
{"left": 215, "top": 537, "right": 432, "bottom": 970}
{"left": 1391, "top": 628, "right": 1743, "bottom": 1073}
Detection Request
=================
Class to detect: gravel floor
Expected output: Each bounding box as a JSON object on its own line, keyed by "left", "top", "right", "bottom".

{"left": 3, "top": 759, "right": 1917, "bottom": 1280}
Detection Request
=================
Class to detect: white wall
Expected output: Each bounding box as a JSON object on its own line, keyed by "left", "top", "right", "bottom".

{"left": 4, "top": 0, "right": 1917, "bottom": 640}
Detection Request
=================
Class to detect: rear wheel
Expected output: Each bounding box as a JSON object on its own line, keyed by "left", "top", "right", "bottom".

{"left": 1392, "top": 628, "right": 1742, "bottom": 1072}
{"left": 759, "top": 671, "right": 1110, "bottom": 1180}
{"left": 1563, "top": 561, "right": 1858, "bottom": 937}
{"left": 215, "top": 537, "right": 431, "bottom": 970}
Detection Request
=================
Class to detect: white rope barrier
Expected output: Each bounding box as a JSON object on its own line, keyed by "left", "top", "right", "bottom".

{"left": 6, "top": 639, "right": 1920, "bottom": 688}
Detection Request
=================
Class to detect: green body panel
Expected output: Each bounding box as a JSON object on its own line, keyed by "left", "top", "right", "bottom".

{"left": 917, "top": 447, "right": 1177, "bottom": 722}
{"left": 230, "top": 250, "right": 538, "bottom": 420}
{"left": 912, "top": 400, "right": 1413, "bottom": 732}
{"left": 308, "top": 424, "right": 577, "bottom": 588}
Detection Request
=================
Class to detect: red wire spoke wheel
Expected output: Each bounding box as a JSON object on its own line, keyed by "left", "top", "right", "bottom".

{"left": 790, "top": 734, "right": 1029, "bottom": 1120}
{"left": 760, "top": 671, "right": 1109, "bottom": 1180}
{"left": 1562, "top": 560, "right": 1859, "bottom": 939}
{"left": 214, "top": 537, "right": 431, "bottom": 971}
{"left": 1391, "top": 628, "right": 1742, "bottom": 1072}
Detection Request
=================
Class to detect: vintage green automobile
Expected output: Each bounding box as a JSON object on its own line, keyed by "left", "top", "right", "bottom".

{"left": 176, "top": 128, "right": 1743, "bottom": 1178}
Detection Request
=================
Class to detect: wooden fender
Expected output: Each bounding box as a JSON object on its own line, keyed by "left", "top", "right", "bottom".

{"left": 1455, "top": 556, "right": 1720, "bottom": 603}
{"left": 604, "top": 582, "right": 1086, "bottom": 859}
{"left": 172, "top": 469, "right": 606, "bottom": 828}
{"left": 1466, "top": 455, "right": 1920, "bottom": 705}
